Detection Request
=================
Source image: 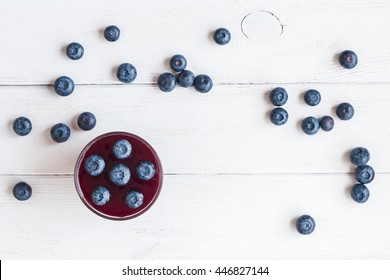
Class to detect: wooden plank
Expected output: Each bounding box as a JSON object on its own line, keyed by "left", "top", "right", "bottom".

{"left": 0, "top": 0, "right": 390, "bottom": 84}
{"left": 0, "top": 174, "right": 389, "bottom": 259}
{"left": 0, "top": 84, "right": 388, "bottom": 174}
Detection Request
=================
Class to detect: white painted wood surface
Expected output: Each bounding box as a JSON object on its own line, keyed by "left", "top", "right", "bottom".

{"left": 1, "top": 0, "right": 390, "bottom": 259}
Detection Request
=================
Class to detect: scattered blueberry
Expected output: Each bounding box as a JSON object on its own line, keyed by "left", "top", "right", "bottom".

{"left": 194, "top": 74, "right": 213, "bottom": 93}
{"left": 125, "top": 191, "right": 144, "bottom": 209}
{"left": 269, "top": 87, "right": 288, "bottom": 106}
{"left": 301, "top": 117, "right": 320, "bottom": 135}
{"left": 319, "top": 116, "right": 334, "bottom": 132}
{"left": 170, "top": 54, "right": 187, "bottom": 72}
{"left": 77, "top": 112, "right": 96, "bottom": 131}
{"left": 112, "top": 139, "right": 132, "bottom": 159}
{"left": 12, "top": 182, "right": 32, "bottom": 201}
{"left": 104, "top": 25, "right": 120, "bottom": 42}
{"left": 54, "top": 76, "right": 75, "bottom": 97}
{"left": 350, "top": 147, "right": 370, "bottom": 166}
{"left": 157, "top": 72, "right": 176, "bottom": 92}
{"left": 109, "top": 163, "right": 131, "bottom": 186}
{"left": 91, "top": 186, "right": 110, "bottom": 206}
{"left": 339, "top": 50, "right": 358, "bottom": 69}
{"left": 50, "top": 123, "right": 71, "bottom": 143}
{"left": 296, "top": 215, "right": 316, "bottom": 235}
{"left": 270, "top": 108, "right": 288, "bottom": 126}
{"left": 177, "top": 70, "right": 195, "bottom": 87}
{"left": 213, "top": 28, "right": 231, "bottom": 45}
{"left": 304, "top": 89, "right": 321, "bottom": 106}
{"left": 84, "top": 155, "right": 105, "bottom": 176}
{"left": 336, "top": 102, "right": 354, "bottom": 121}
{"left": 117, "top": 63, "right": 137, "bottom": 83}
{"left": 136, "top": 161, "right": 156, "bottom": 181}
{"left": 354, "top": 165, "right": 375, "bottom": 184}
{"left": 66, "top": 42, "right": 84, "bottom": 60}
{"left": 13, "top": 116, "right": 32, "bottom": 136}
{"left": 351, "top": 184, "right": 370, "bottom": 203}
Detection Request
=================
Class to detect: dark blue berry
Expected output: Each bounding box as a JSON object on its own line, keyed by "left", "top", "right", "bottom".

{"left": 296, "top": 215, "right": 315, "bottom": 235}
{"left": 91, "top": 186, "right": 110, "bottom": 206}
{"left": 270, "top": 107, "right": 288, "bottom": 126}
{"left": 350, "top": 147, "right": 370, "bottom": 166}
{"left": 354, "top": 165, "right": 375, "bottom": 184}
{"left": 304, "top": 89, "right": 321, "bottom": 106}
{"left": 194, "top": 74, "right": 213, "bottom": 93}
{"left": 301, "top": 117, "right": 320, "bottom": 135}
{"left": 84, "top": 155, "right": 105, "bottom": 176}
{"left": 50, "top": 123, "right": 71, "bottom": 143}
{"left": 112, "top": 139, "right": 132, "bottom": 159}
{"left": 125, "top": 191, "right": 144, "bottom": 209}
{"left": 66, "top": 42, "right": 84, "bottom": 60}
{"left": 177, "top": 70, "right": 195, "bottom": 87}
{"left": 269, "top": 87, "right": 288, "bottom": 106}
{"left": 170, "top": 54, "right": 187, "bottom": 72}
{"left": 213, "top": 28, "right": 231, "bottom": 45}
{"left": 109, "top": 164, "right": 131, "bottom": 186}
{"left": 339, "top": 50, "right": 358, "bottom": 69}
{"left": 117, "top": 63, "right": 137, "bottom": 83}
{"left": 104, "top": 25, "right": 120, "bottom": 42}
{"left": 77, "top": 112, "right": 96, "bottom": 131}
{"left": 351, "top": 184, "right": 370, "bottom": 203}
{"left": 336, "top": 102, "right": 354, "bottom": 120}
{"left": 136, "top": 161, "right": 156, "bottom": 181}
{"left": 54, "top": 76, "right": 75, "bottom": 96}
{"left": 13, "top": 116, "right": 32, "bottom": 136}
{"left": 319, "top": 116, "right": 334, "bottom": 132}
{"left": 158, "top": 72, "right": 176, "bottom": 92}
{"left": 13, "top": 182, "right": 32, "bottom": 201}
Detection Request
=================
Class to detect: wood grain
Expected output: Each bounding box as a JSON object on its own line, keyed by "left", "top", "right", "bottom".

{"left": 0, "top": 174, "right": 388, "bottom": 259}
{"left": 0, "top": 84, "right": 389, "bottom": 175}
{"left": 0, "top": 0, "right": 390, "bottom": 84}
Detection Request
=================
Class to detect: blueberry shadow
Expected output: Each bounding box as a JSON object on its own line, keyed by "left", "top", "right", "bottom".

{"left": 299, "top": 91, "right": 306, "bottom": 104}
{"left": 208, "top": 31, "right": 215, "bottom": 43}
{"left": 345, "top": 185, "right": 353, "bottom": 200}
{"left": 61, "top": 45, "right": 68, "bottom": 59}
{"left": 164, "top": 57, "right": 171, "bottom": 69}
{"left": 71, "top": 114, "right": 80, "bottom": 131}
{"left": 290, "top": 217, "right": 297, "bottom": 232}
{"left": 98, "top": 27, "right": 105, "bottom": 40}
{"left": 333, "top": 53, "right": 340, "bottom": 65}
{"left": 111, "top": 66, "right": 118, "bottom": 81}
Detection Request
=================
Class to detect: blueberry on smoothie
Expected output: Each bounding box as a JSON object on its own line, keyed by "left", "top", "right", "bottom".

{"left": 91, "top": 186, "right": 110, "bottom": 206}
{"left": 84, "top": 155, "right": 105, "bottom": 176}
{"left": 112, "top": 139, "right": 132, "bottom": 159}
{"left": 125, "top": 191, "right": 144, "bottom": 209}
{"left": 136, "top": 161, "right": 156, "bottom": 181}
{"left": 109, "top": 164, "right": 131, "bottom": 186}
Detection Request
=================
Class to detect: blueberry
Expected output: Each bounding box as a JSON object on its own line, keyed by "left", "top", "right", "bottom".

{"left": 112, "top": 139, "right": 132, "bottom": 159}
{"left": 269, "top": 87, "right": 288, "bottom": 106}
{"left": 50, "top": 123, "right": 71, "bottom": 143}
{"left": 296, "top": 215, "right": 315, "bottom": 235}
{"left": 104, "top": 25, "right": 120, "bottom": 42}
{"left": 213, "top": 28, "right": 231, "bottom": 45}
{"left": 91, "top": 186, "right": 110, "bottom": 206}
{"left": 77, "top": 112, "right": 96, "bottom": 131}
{"left": 109, "top": 164, "right": 131, "bottom": 186}
{"left": 301, "top": 117, "right": 320, "bottom": 135}
{"left": 125, "top": 191, "right": 144, "bottom": 209}
{"left": 136, "top": 161, "right": 156, "bottom": 181}
{"left": 354, "top": 165, "right": 375, "bottom": 184}
{"left": 351, "top": 184, "right": 370, "bottom": 203}
{"left": 84, "top": 155, "right": 105, "bottom": 176}
{"left": 157, "top": 72, "right": 176, "bottom": 92}
{"left": 350, "top": 147, "right": 370, "bottom": 166}
{"left": 54, "top": 76, "right": 75, "bottom": 96}
{"left": 319, "top": 116, "right": 334, "bottom": 132}
{"left": 66, "top": 42, "right": 84, "bottom": 60}
{"left": 177, "top": 70, "right": 195, "bottom": 87}
{"left": 339, "top": 50, "right": 358, "bottom": 69}
{"left": 13, "top": 182, "right": 32, "bottom": 201}
{"left": 336, "top": 102, "right": 354, "bottom": 120}
{"left": 270, "top": 107, "right": 288, "bottom": 126}
{"left": 194, "top": 74, "right": 213, "bottom": 93}
{"left": 170, "top": 54, "right": 187, "bottom": 72}
{"left": 117, "top": 63, "right": 137, "bottom": 83}
{"left": 13, "top": 116, "right": 32, "bottom": 136}
{"left": 304, "top": 89, "right": 321, "bottom": 106}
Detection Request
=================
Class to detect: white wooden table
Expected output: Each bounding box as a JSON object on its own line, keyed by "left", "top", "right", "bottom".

{"left": 1, "top": 0, "right": 390, "bottom": 259}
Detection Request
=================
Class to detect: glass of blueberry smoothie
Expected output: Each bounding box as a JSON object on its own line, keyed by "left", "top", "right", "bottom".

{"left": 74, "top": 132, "right": 163, "bottom": 220}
